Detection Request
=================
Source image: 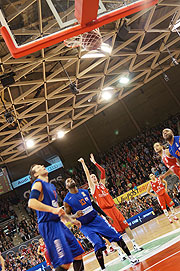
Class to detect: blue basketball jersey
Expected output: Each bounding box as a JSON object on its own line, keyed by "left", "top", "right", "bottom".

{"left": 169, "top": 136, "right": 180, "bottom": 159}
{"left": 64, "top": 189, "right": 98, "bottom": 224}
{"left": 32, "top": 179, "right": 59, "bottom": 223}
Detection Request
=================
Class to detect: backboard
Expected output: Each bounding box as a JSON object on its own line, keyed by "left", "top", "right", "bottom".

{"left": 0, "top": 0, "right": 158, "bottom": 58}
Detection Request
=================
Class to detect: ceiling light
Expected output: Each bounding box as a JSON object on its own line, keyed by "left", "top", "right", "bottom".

{"left": 26, "top": 139, "right": 35, "bottom": 149}
{"left": 69, "top": 83, "right": 79, "bottom": 95}
{"left": 101, "top": 43, "right": 112, "bottom": 54}
{"left": 101, "top": 91, "right": 112, "bottom": 101}
{"left": 57, "top": 130, "right": 65, "bottom": 138}
{"left": 172, "top": 19, "right": 180, "bottom": 31}
{"left": 119, "top": 76, "right": 130, "bottom": 84}
{"left": 82, "top": 52, "right": 105, "bottom": 58}
{"left": 102, "top": 87, "right": 114, "bottom": 91}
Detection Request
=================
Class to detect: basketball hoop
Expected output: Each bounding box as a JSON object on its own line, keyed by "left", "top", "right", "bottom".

{"left": 64, "top": 29, "right": 102, "bottom": 51}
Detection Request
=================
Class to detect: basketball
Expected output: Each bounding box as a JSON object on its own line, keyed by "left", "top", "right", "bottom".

{"left": 81, "top": 29, "right": 102, "bottom": 51}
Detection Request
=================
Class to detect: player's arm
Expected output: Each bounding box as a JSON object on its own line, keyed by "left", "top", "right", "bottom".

{"left": 78, "top": 158, "right": 95, "bottom": 194}
{"left": 147, "top": 182, "right": 156, "bottom": 197}
{"left": 160, "top": 169, "right": 174, "bottom": 180}
{"left": 37, "top": 246, "right": 43, "bottom": 256}
{"left": 161, "top": 179, "right": 168, "bottom": 191}
{"left": 0, "top": 255, "right": 5, "bottom": 271}
{"left": 28, "top": 182, "right": 64, "bottom": 217}
{"left": 63, "top": 201, "right": 83, "bottom": 220}
{"left": 91, "top": 200, "right": 113, "bottom": 224}
{"left": 90, "top": 153, "right": 106, "bottom": 185}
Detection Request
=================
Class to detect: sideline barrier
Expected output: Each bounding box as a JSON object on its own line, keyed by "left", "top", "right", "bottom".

{"left": 127, "top": 207, "right": 156, "bottom": 229}
{"left": 27, "top": 262, "right": 47, "bottom": 271}
{"left": 114, "top": 181, "right": 150, "bottom": 204}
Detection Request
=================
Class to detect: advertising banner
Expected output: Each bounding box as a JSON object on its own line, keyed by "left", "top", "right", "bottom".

{"left": 127, "top": 207, "right": 156, "bottom": 229}
{"left": 12, "top": 161, "right": 63, "bottom": 188}
{"left": 27, "top": 261, "right": 47, "bottom": 271}
{"left": 114, "top": 181, "right": 150, "bottom": 204}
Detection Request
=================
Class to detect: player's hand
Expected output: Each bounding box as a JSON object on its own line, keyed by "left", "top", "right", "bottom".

{"left": 78, "top": 158, "right": 84, "bottom": 163}
{"left": 75, "top": 210, "right": 84, "bottom": 218}
{"left": 73, "top": 219, "right": 81, "bottom": 228}
{"left": 159, "top": 175, "right": 164, "bottom": 180}
{"left": 106, "top": 216, "right": 113, "bottom": 224}
{"left": 90, "top": 153, "right": 96, "bottom": 164}
{"left": 51, "top": 207, "right": 65, "bottom": 216}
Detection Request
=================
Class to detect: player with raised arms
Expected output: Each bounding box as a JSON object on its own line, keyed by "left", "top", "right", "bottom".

{"left": 147, "top": 173, "right": 178, "bottom": 223}
{"left": 88, "top": 154, "right": 143, "bottom": 254}
{"left": 64, "top": 158, "right": 139, "bottom": 271}
{"left": 162, "top": 128, "right": 180, "bottom": 160}
{"left": 153, "top": 142, "right": 180, "bottom": 180}
{"left": 28, "top": 164, "right": 85, "bottom": 271}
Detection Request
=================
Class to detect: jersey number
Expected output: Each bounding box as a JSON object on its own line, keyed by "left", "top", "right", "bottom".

{"left": 79, "top": 199, "right": 86, "bottom": 206}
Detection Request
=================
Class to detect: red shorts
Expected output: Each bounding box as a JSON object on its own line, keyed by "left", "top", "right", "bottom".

{"left": 102, "top": 205, "right": 129, "bottom": 233}
{"left": 44, "top": 252, "right": 51, "bottom": 266}
{"left": 173, "top": 167, "right": 180, "bottom": 179}
{"left": 157, "top": 192, "right": 174, "bottom": 210}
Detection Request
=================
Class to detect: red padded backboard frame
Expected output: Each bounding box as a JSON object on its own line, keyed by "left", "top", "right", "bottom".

{"left": 0, "top": 0, "right": 158, "bottom": 58}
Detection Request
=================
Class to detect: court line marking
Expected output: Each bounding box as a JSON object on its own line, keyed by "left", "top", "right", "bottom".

{"left": 144, "top": 250, "right": 180, "bottom": 270}
{"left": 94, "top": 229, "right": 180, "bottom": 270}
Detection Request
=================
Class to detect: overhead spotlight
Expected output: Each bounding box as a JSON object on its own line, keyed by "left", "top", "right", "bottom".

{"left": 119, "top": 76, "right": 130, "bottom": 84}
{"left": 172, "top": 57, "right": 179, "bottom": 66}
{"left": 102, "top": 87, "right": 114, "bottom": 91}
{"left": 4, "top": 111, "right": 14, "bottom": 124}
{"left": 101, "top": 43, "right": 112, "bottom": 54}
{"left": 101, "top": 91, "right": 112, "bottom": 101}
{"left": 26, "top": 139, "right": 35, "bottom": 149}
{"left": 57, "top": 130, "right": 65, "bottom": 139}
{"left": 163, "top": 73, "right": 169, "bottom": 82}
{"left": 82, "top": 52, "right": 105, "bottom": 58}
{"left": 69, "top": 83, "right": 79, "bottom": 95}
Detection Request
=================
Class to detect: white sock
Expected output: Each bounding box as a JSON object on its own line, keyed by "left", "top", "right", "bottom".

{"left": 132, "top": 239, "right": 137, "bottom": 246}
{"left": 170, "top": 206, "right": 175, "bottom": 216}
{"left": 163, "top": 209, "right": 169, "bottom": 217}
{"left": 118, "top": 248, "right": 125, "bottom": 256}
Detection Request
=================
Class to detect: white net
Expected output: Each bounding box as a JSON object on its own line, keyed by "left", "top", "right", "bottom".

{"left": 64, "top": 29, "right": 102, "bottom": 51}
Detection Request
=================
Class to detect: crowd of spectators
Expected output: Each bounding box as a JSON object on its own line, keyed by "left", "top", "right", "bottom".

{"left": 0, "top": 197, "right": 17, "bottom": 223}
{"left": 4, "top": 241, "right": 44, "bottom": 271}
{"left": 65, "top": 114, "right": 180, "bottom": 200}
{"left": 0, "top": 113, "right": 180, "bottom": 269}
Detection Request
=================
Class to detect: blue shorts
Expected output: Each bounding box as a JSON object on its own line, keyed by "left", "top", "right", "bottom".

{"left": 80, "top": 215, "right": 122, "bottom": 252}
{"left": 38, "top": 220, "right": 84, "bottom": 268}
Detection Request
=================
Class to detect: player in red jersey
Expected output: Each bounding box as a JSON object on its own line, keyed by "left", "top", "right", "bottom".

{"left": 38, "top": 238, "right": 53, "bottom": 270}
{"left": 79, "top": 154, "right": 143, "bottom": 258}
{"left": 153, "top": 142, "right": 180, "bottom": 179}
{"left": 147, "top": 174, "right": 178, "bottom": 223}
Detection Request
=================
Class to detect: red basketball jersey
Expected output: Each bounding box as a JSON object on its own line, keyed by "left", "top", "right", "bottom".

{"left": 162, "top": 150, "right": 180, "bottom": 172}
{"left": 40, "top": 243, "right": 46, "bottom": 254}
{"left": 150, "top": 178, "right": 165, "bottom": 196}
{"left": 93, "top": 183, "right": 115, "bottom": 209}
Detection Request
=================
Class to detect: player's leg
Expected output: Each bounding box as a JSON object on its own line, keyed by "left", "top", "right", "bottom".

{"left": 61, "top": 223, "right": 84, "bottom": 271}
{"left": 165, "top": 192, "right": 179, "bottom": 221}
{"left": 87, "top": 216, "right": 139, "bottom": 266}
{"left": 80, "top": 225, "right": 107, "bottom": 270}
{"left": 158, "top": 195, "right": 173, "bottom": 223}
{"left": 38, "top": 221, "right": 73, "bottom": 270}
{"left": 124, "top": 227, "right": 143, "bottom": 252}
{"left": 106, "top": 206, "right": 143, "bottom": 252}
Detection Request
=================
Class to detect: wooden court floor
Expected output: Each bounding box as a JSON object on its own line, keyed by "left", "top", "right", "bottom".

{"left": 74, "top": 208, "right": 180, "bottom": 271}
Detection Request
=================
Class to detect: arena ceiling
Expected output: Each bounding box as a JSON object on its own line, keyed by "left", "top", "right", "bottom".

{"left": 0, "top": 0, "right": 180, "bottom": 165}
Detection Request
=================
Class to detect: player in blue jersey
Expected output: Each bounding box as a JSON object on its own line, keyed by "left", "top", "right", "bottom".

{"left": 162, "top": 128, "right": 180, "bottom": 160}
{"left": 28, "top": 164, "right": 85, "bottom": 271}
{"left": 64, "top": 159, "right": 139, "bottom": 270}
{"left": 0, "top": 252, "right": 5, "bottom": 271}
